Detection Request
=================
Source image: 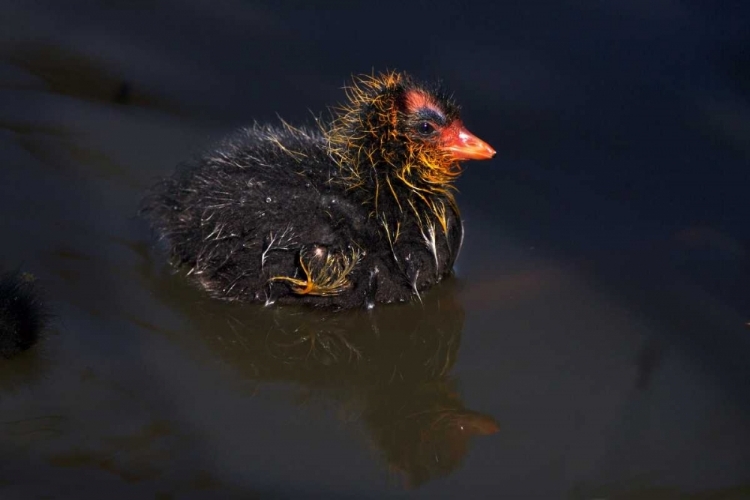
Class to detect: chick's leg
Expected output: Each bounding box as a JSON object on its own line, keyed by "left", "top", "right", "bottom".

{"left": 268, "top": 245, "right": 362, "bottom": 297}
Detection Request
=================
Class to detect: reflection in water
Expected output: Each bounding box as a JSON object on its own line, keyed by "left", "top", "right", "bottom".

{"left": 365, "top": 381, "right": 499, "bottom": 488}
{"left": 633, "top": 337, "right": 667, "bottom": 391}
{"left": 570, "top": 483, "right": 750, "bottom": 500}
{"left": 1, "top": 42, "right": 176, "bottom": 189}
{"left": 48, "top": 420, "right": 173, "bottom": 484}
{"left": 139, "top": 249, "right": 498, "bottom": 488}
{"left": 1, "top": 415, "right": 66, "bottom": 446}
{"left": 0, "top": 346, "right": 49, "bottom": 394}
{"left": 0, "top": 120, "right": 143, "bottom": 188}
{"left": 2, "top": 43, "right": 179, "bottom": 113}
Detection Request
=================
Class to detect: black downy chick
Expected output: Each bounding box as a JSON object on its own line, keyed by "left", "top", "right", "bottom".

{"left": 142, "top": 71, "right": 495, "bottom": 309}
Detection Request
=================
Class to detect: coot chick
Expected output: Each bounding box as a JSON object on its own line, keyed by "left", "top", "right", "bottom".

{"left": 142, "top": 71, "right": 495, "bottom": 309}
{"left": 0, "top": 271, "right": 47, "bottom": 358}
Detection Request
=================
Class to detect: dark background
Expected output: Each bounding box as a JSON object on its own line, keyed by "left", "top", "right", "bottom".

{"left": 1, "top": 1, "right": 749, "bottom": 498}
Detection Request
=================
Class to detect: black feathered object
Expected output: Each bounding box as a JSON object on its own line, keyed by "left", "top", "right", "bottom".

{"left": 142, "top": 71, "right": 495, "bottom": 309}
{"left": 0, "top": 271, "right": 47, "bottom": 358}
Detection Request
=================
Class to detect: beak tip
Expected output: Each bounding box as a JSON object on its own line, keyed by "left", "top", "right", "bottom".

{"left": 478, "top": 144, "right": 496, "bottom": 160}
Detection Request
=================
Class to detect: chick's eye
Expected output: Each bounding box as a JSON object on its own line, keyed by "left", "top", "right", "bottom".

{"left": 417, "top": 121, "right": 436, "bottom": 135}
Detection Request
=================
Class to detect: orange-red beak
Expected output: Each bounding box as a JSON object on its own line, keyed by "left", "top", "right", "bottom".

{"left": 441, "top": 121, "right": 496, "bottom": 160}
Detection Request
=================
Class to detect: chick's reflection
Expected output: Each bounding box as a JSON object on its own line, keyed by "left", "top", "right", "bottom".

{"left": 148, "top": 262, "right": 498, "bottom": 488}
{"left": 366, "top": 379, "right": 499, "bottom": 488}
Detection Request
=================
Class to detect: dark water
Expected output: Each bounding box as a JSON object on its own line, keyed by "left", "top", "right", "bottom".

{"left": 1, "top": 1, "right": 749, "bottom": 498}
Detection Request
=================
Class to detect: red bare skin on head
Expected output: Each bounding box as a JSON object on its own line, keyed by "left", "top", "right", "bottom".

{"left": 440, "top": 120, "right": 464, "bottom": 143}
{"left": 404, "top": 88, "right": 455, "bottom": 141}
{"left": 404, "top": 89, "right": 444, "bottom": 117}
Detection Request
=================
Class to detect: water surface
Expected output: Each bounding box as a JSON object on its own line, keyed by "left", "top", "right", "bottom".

{"left": 1, "top": 2, "right": 749, "bottom": 498}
